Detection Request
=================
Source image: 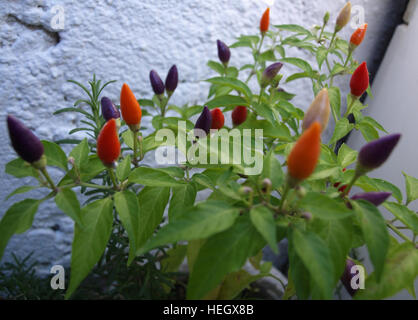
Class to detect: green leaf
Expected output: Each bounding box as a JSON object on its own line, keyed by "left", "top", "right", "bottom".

{"left": 316, "top": 47, "right": 328, "bottom": 69}
{"left": 280, "top": 57, "right": 312, "bottom": 73}
{"left": 403, "top": 172, "right": 418, "bottom": 205}
{"left": 253, "top": 102, "right": 276, "bottom": 124}
{"left": 356, "top": 176, "right": 403, "bottom": 204}
{"left": 42, "top": 141, "right": 68, "bottom": 170}
{"left": 5, "top": 158, "right": 38, "bottom": 178}
{"left": 169, "top": 183, "right": 197, "bottom": 221}
{"left": 69, "top": 138, "right": 89, "bottom": 170}
{"left": 355, "top": 242, "right": 418, "bottom": 300}
{"left": 129, "top": 167, "right": 186, "bottom": 187}
{"left": 288, "top": 245, "right": 311, "bottom": 299}
{"left": 259, "top": 49, "right": 276, "bottom": 62}
{"left": 384, "top": 202, "right": 418, "bottom": 234}
{"left": 136, "top": 187, "right": 170, "bottom": 249}
{"left": 0, "top": 199, "right": 40, "bottom": 261}
{"left": 137, "top": 201, "right": 240, "bottom": 255}
{"left": 114, "top": 190, "right": 140, "bottom": 265}
{"left": 329, "top": 118, "right": 354, "bottom": 145}
{"left": 298, "top": 192, "right": 353, "bottom": 219}
{"left": 328, "top": 87, "right": 341, "bottom": 120}
{"left": 55, "top": 189, "right": 82, "bottom": 226}
{"left": 291, "top": 228, "right": 335, "bottom": 299}
{"left": 5, "top": 186, "right": 39, "bottom": 200}
{"left": 358, "top": 122, "right": 379, "bottom": 142}
{"left": 206, "top": 95, "right": 249, "bottom": 109}
{"left": 207, "top": 60, "right": 225, "bottom": 75}
{"left": 337, "top": 143, "right": 358, "bottom": 168}
{"left": 187, "top": 215, "right": 265, "bottom": 299}
{"left": 217, "top": 269, "right": 265, "bottom": 300}
{"left": 191, "top": 173, "right": 215, "bottom": 191}
{"left": 274, "top": 24, "right": 312, "bottom": 35}
{"left": 226, "top": 66, "right": 239, "bottom": 78}
{"left": 161, "top": 245, "right": 188, "bottom": 273}
{"left": 116, "top": 155, "right": 131, "bottom": 181}
{"left": 250, "top": 206, "right": 277, "bottom": 253}
{"left": 312, "top": 218, "right": 353, "bottom": 284}
{"left": 206, "top": 77, "right": 252, "bottom": 101}
{"left": 65, "top": 198, "right": 113, "bottom": 299}
{"left": 275, "top": 45, "right": 285, "bottom": 58}
{"left": 353, "top": 200, "right": 389, "bottom": 281}
{"left": 261, "top": 149, "right": 284, "bottom": 189}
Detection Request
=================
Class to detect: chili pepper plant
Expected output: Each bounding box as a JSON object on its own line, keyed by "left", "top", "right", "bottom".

{"left": 1, "top": 3, "right": 417, "bottom": 300}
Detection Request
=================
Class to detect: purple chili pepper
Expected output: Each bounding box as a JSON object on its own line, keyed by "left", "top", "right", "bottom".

{"left": 358, "top": 133, "right": 401, "bottom": 171}
{"left": 165, "top": 65, "right": 178, "bottom": 93}
{"left": 217, "top": 40, "right": 231, "bottom": 66}
{"left": 101, "top": 97, "right": 120, "bottom": 121}
{"left": 7, "top": 115, "right": 44, "bottom": 163}
{"left": 194, "top": 106, "right": 212, "bottom": 136}
{"left": 261, "top": 62, "right": 283, "bottom": 87}
{"left": 351, "top": 192, "right": 391, "bottom": 206}
{"left": 341, "top": 259, "right": 358, "bottom": 297}
{"left": 150, "top": 70, "right": 165, "bottom": 95}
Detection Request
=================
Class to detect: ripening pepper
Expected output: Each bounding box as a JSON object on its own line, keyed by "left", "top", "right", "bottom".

{"left": 97, "top": 118, "right": 120, "bottom": 166}
{"left": 217, "top": 40, "right": 231, "bottom": 67}
{"left": 261, "top": 62, "right": 283, "bottom": 88}
{"left": 341, "top": 258, "right": 358, "bottom": 296}
{"left": 334, "top": 168, "right": 348, "bottom": 193}
{"left": 260, "top": 8, "right": 270, "bottom": 34}
{"left": 210, "top": 108, "right": 225, "bottom": 130}
{"left": 150, "top": 70, "right": 165, "bottom": 95}
{"left": 101, "top": 97, "right": 120, "bottom": 121}
{"left": 351, "top": 192, "right": 391, "bottom": 206}
{"left": 120, "top": 83, "right": 142, "bottom": 131}
{"left": 302, "top": 88, "right": 330, "bottom": 132}
{"left": 194, "top": 106, "right": 212, "bottom": 136}
{"left": 350, "top": 23, "right": 368, "bottom": 51}
{"left": 356, "top": 133, "right": 401, "bottom": 173}
{"left": 165, "top": 65, "right": 178, "bottom": 94}
{"left": 231, "top": 106, "right": 248, "bottom": 126}
{"left": 335, "top": 2, "right": 352, "bottom": 32}
{"left": 7, "top": 115, "right": 45, "bottom": 167}
{"left": 287, "top": 122, "right": 321, "bottom": 181}
{"left": 350, "top": 62, "right": 369, "bottom": 97}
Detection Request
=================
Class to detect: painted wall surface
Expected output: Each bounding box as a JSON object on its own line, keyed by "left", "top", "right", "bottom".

{"left": 0, "top": 0, "right": 400, "bottom": 275}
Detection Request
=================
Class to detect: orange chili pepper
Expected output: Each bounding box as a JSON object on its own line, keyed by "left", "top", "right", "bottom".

{"left": 120, "top": 83, "right": 142, "bottom": 131}
{"left": 260, "top": 8, "right": 270, "bottom": 34}
{"left": 287, "top": 122, "right": 321, "bottom": 181}
{"left": 350, "top": 23, "right": 368, "bottom": 48}
{"left": 97, "top": 118, "right": 120, "bottom": 166}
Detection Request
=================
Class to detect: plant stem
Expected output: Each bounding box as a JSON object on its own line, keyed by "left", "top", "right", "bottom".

{"left": 245, "top": 33, "right": 265, "bottom": 84}
{"left": 386, "top": 222, "right": 412, "bottom": 243}
{"left": 342, "top": 172, "right": 360, "bottom": 197}
{"left": 107, "top": 167, "right": 119, "bottom": 190}
{"left": 39, "top": 167, "right": 57, "bottom": 192}
{"left": 132, "top": 130, "right": 139, "bottom": 167}
{"left": 328, "top": 31, "right": 337, "bottom": 50}
{"left": 344, "top": 96, "right": 357, "bottom": 118}
{"left": 279, "top": 181, "right": 291, "bottom": 211}
{"left": 80, "top": 182, "right": 113, "bottom": 190}
{"left": 343, "top": 50, "right": 352, "bottom": 68}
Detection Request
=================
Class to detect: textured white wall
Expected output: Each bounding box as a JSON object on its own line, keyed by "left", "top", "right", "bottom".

{"left": 0, "top": 0, "right": 395, "bottom": 273}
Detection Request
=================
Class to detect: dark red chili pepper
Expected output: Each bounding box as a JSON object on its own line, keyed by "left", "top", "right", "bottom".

{"left": 210, "top": 108, "right": 225, "bottom": 130}
{"left": 350, "top": 62, "right": 369, "bottom": 97}
{"left": 231, "top": 106, "right": 247, "bottom": 126}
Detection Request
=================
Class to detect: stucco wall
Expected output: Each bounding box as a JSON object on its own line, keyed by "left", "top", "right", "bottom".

{"left": 0, "top": 0, "right": 401, "bottom": 274}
